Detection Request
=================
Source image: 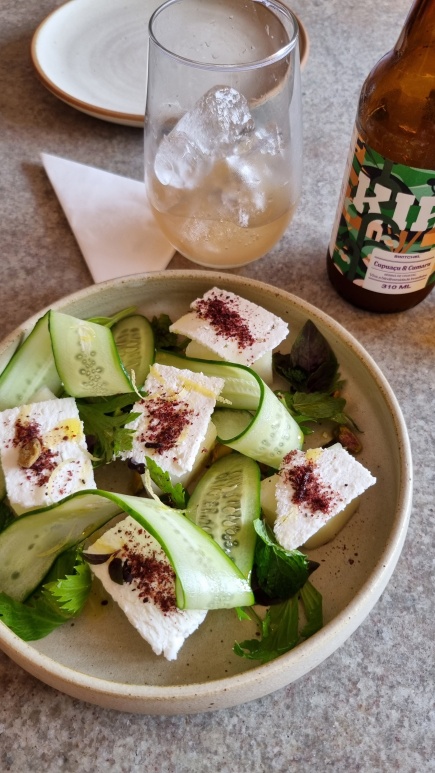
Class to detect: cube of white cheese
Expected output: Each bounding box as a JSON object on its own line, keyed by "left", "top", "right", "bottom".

{"left": 170, "top": 287, "right": 289, "bottom": 368}
{"left": 273, "top": 444, "right": 376, "bottom": 550}
{"left": 122, "top": 363, "right": 224, "bottom": 478}
{"left": 86, "top": 516, "right": 207, "bottom": 660}
{"left": 0, "top": 397, "right": 96, "bottom": 514}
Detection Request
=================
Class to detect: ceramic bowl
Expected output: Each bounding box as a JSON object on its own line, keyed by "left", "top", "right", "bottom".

{"left": 0, "top": 271, "right": 412, "bottom": 714}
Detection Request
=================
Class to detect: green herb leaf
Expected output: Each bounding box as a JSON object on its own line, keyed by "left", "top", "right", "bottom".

{"left": 0, "top": 590, "right": 71, "bottom": 640}
{"left": 234, "top": 596, "right": 300, "bottom": 663}
{"left": 145, "top": 457, "right": 189, "bottom": 509}
{"left": 253, "top": 519, "right": 311, "bottom": 600}
{"left": 77, "top": 393, "right": 139, "bottom": 465}
{"left": 0, "top": 549, "right": 91, "bottom": 641}
{"left": 151, "top": 314, "right": 189, "bottom": 351}
{"left": 44, "top": 558, "right": 92, "bottom": 614}
{"left": 276, "top": 390, "right": 359, "bottom": 437}
{"left": 234, "top": 580, "right": 323, "bottom": 663}
{"left": 300, "top": 581, "right": 323, "bottom": 638}
{"left": 278, "top": 390, "right": 346, "bottom": 422}
{"left": 273, "top": 320, "right": 339, "bottom": 393}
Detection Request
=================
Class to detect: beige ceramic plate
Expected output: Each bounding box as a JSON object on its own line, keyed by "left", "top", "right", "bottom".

{"left": 0, "top": 272, "right": 412, "bottom": 714}
{"left": 30, "top": 0, "right": 309, "bottom": 127}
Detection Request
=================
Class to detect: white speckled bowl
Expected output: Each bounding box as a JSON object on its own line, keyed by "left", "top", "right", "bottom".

{"left": 0, "top": 272, "right": 412, "bottom": 714}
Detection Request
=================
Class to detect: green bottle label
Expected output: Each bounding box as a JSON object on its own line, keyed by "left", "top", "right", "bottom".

{"left": 329, "top": 129, "right": 435, "bottom": 295}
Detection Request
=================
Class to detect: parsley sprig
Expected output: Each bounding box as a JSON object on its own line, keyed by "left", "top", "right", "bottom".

{"left": 0, "top": 548, "right": 92, "bottom": 641}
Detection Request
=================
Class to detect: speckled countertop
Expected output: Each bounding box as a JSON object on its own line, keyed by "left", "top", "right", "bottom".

{"left": 0, "top": 0, "right": 434, "bottom": 770}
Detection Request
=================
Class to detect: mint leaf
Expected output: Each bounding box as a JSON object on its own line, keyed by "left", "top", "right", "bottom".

{"left": 253, "top": 519, "right": 311, "bottom": 600}
{"left": 273, "top": 320, "right": 339, "bottom": 393}
{"left": 234, "top": 580, "right": 323, "bottom": 663}
{"left": 0, "top": 548, "right": 91, "bottom": 641}
{"left": 300, "top": 581, "right": 323, "bottom": 638}
{"left": 77, "top": 393, "right": 139, "bottom": 465}
{"left": 146, "top": 457, "right": 188, "bottom": 508}
{"left": 234, "top": 596, "right": 300, "bottom": 663}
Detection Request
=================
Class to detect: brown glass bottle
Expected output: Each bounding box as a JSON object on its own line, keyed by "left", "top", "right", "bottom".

{"left": 327, "top": 0, "right": 435, "bottom": 312}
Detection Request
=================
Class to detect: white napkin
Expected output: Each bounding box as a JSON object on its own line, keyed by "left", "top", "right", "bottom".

{"left": 41, "top": 153, "right": 175, "bottom": 283}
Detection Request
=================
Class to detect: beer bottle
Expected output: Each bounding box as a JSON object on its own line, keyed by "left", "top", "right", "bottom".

{"left": 327, "top": 0, "right": 435, "bottom": 312}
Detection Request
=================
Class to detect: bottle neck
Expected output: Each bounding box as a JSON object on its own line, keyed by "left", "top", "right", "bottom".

{"left": 395, "top": 0, "right": 435, "bottom": 50}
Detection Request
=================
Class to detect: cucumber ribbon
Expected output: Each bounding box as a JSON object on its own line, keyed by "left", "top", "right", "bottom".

{"left": 156, "top": 350, "right": 303, "bottom": 468}
{"left": 0, "top": 490, "right": 254, "bottom": 610}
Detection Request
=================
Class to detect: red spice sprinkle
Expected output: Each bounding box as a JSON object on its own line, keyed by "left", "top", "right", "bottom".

{"left": 193, "top": 291, "right": 255, "bottom": 351}
{"left": 13, "top": 419, "right": 59, "bottom": 486}
{"left": 140, "top": 396, "right": 194, "bottom": 454}
{"left": 118, "top": 530, "right": 177, "bottom": 614}
{"left": 26, "top": 448, "right": 58, "bottom": 486}
{"left": 12, "top": 419, "right": 41, "bottom": 447}
{"left": 282, "top": 451, "right": 334, "bottom": 515}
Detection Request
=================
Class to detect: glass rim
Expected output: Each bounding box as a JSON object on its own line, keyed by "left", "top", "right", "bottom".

{"left": 148, "top": 0, "right": 299, "bottom": 71}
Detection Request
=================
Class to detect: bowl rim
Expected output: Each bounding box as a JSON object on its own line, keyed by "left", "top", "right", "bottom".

{"left": 0, "top": 270, "right": 413, "bottom": 712}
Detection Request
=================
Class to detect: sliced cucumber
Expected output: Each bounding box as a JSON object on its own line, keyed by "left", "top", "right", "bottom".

{"left": 0, "top": 312, "right": 62, "bottom": 410}
{"left": 186, "top": 453, "right": 260, "bottom": 580}
{"left": 0, "top": 492, "right": 122, "bottom": 602}
{"left": 212, "top": 384, "right": 303, "bottom": 469}
{"left": 49, "top": 311, "right": 134, "bottom": 397}
{"left": 0, "top": 490, "right": 254, "bottom": 609}
{"left": 107, "top": 493, "right": 254, "bottom": 609}
{"left": 112, "top": 314, "right": 154, "bottom": 388}
{"left": 186, "top": 340, "right": 274, "bottom": 384}
{"left": 212, "top": 410, "right": 252, "bottom": 438}
{"left": 155, "top": 350, "right": 261, "bottom": 410}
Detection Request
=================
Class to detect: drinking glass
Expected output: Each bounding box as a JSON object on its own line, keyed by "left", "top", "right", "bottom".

{"left": 144, "top": 0, "right": 302, "bottom": 269}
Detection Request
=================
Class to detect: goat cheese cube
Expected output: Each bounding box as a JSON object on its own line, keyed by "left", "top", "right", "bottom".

{"left": 87, "top": 516, "right": 207, "bottom": 660}
{"left": 170, "top": 287, "right": 289, "bottom": 369}
{"left": 0, "top": 397, "right": 95, "bottom": 514}
{"left": 272, "top": 444, "right": 376, "bottom": 550}
{"left": 121, "top": 363, "right": 224, "bottom": 478}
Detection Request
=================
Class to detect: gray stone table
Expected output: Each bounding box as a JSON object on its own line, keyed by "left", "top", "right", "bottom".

{"left": 0, "top": 0, "right": 434, "bottom": 770}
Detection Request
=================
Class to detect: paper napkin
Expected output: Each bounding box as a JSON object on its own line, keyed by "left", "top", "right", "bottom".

{"left": 41, "top": 153, "right": 175, "bottom": 283}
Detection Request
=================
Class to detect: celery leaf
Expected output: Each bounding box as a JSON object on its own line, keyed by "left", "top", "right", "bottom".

{"left": 145, "top": 457, "right": 189, "bottom": 509}
{"left": 44, "top": 557, "right": 92, "bottom": 614}
{"left": 77, "top": 393, "right": 139, "bottom": 465}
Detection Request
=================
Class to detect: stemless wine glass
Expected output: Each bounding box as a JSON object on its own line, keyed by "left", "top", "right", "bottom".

{"left": 144, "top": 0, "right": 302, "bottom": 269}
